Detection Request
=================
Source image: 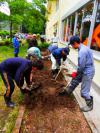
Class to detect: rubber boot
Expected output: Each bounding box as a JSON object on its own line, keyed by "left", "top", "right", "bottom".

{"left": 59, "top": 85, "right": 73, "bottom": 96}
{"left": 55, "top": 69, "right": 59, "bottom": 74}
{"left": 59, "top": 74, "right": 82, "bottom": 96}
{"left": 51, "top": 70, "right": 56, "bottom": 79}
{"left": 80, "top": 96, "right": 93, "bottom": 112}
{"left": 4, "top": 94, "right": 15, "bottom": 108}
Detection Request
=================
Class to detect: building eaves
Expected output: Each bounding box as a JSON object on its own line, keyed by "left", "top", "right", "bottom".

{"left": 62, "top": 0, "right": 92, "bottom": 21}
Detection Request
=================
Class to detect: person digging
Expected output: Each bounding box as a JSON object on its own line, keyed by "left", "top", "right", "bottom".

{"left": 59, "top": 36, "right": 95, "bottom": 112}
{"left": 51, "top": 46, "right": 70, "bottom": 78}
{"left": 0, "top": 57, "right": 44, "bottom": 108}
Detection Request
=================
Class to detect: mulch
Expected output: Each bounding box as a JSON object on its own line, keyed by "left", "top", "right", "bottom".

{"left": 20, "top": 57, "right": 91, "bottom": 133}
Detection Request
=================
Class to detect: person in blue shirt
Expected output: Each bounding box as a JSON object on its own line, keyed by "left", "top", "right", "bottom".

{"left": 51, "top": 46, "right": 70, "bottom": 78}
{"left": 0, "top": 57, "right": 44, "bottom": 108}
{"left": 59, "top": 36, "right": 95, "bottom": 112}
{"left": 12, "top": 34, "right": 20, "bottom": 57}
{"left": 48, "top": 45, "right": 58, "bottom": 53}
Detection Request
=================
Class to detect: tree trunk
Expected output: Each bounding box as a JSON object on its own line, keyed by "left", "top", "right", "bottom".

{"left": 10, "top": 20, "right": 13, "bottom": 42}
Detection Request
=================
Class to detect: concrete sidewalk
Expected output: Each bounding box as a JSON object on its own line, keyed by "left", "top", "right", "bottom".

{"left": 65, "top": 59, "right": 100, "bottom": 133}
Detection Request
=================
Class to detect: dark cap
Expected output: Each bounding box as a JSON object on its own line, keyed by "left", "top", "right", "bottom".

{"left": 62, "top": 47, "right": 70, "bottom": 55}
{"left": 69, "top": 36, "right": 80, "bottom": 45}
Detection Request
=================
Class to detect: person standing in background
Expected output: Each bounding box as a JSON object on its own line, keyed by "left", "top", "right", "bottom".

{"left": 28, "top": 34, "right": 38, "bottom": 49}
{"left": 51, "top": 32, "right": 59, "bottom": 46}
{"left": 12, "top": 34, "right": 20, "bottom": 57}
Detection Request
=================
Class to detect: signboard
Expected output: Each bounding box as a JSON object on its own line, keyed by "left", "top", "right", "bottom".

{"left": 0, "top": 2, "right": 10, "bottom": 16}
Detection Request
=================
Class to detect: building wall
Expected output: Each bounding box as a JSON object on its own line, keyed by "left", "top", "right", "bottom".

{"left": 46, "top": 0, "right": 81, "bottom": 40}
{"left": 46, "top": 0, "right": 100, "bottom": 88}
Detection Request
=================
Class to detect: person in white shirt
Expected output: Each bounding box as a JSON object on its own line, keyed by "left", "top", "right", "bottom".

{"left": 51, "top": 32, "right": 59, "bottom": 46}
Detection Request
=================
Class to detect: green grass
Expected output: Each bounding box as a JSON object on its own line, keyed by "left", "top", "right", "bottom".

{"left": 4, "top": 107, "right": 19, "bottom": 133}
{"left": 0, "top": 43, "right": 28, "bottom": 132}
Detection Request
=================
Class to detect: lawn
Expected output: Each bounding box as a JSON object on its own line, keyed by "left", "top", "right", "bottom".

{"left": 0, "top": 42, "right": 28, "bottom": 133}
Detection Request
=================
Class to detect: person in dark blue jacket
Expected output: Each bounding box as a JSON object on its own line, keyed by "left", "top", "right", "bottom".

{"left": 51, "top": 46, "right": 70, "bottom": 78}
{"left": 0, "top": 57, "right": 43, "bottom": 107}
{"left": 12, "top": 34, "right": 20, "bottom": 57}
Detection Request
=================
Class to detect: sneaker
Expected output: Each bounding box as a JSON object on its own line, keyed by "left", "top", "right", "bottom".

{"left": 6, "top": 101, "right": 15, "bottom": 108}
{"left": 80, "top": 105, "right": 93, "bottom": 112}
{"left": 80, "top": 96, "right": 93, "bottom": 112}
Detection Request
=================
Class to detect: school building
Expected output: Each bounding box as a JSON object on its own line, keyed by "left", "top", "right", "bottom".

{"left": 46, "top": 0, "right": 100, "bottom": 88}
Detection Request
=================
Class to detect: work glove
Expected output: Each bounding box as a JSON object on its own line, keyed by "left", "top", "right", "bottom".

{"left": 20, "top": 85, "right": 31, "bottom": 94}
{"left": 71, "top": 72, "right": 77, "bottom": 78}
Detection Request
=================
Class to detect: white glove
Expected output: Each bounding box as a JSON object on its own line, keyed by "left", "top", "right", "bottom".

{"left": 41, "top": 56, "right": 44, "bottom": 59}
{"left": 21, "top": 85, "right": 30, "bottom": 90}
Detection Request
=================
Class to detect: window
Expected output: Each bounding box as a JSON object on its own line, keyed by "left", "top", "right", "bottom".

{"left": 75, "top": 10, "right": 83, "bottom": 38}
{"left": 67, "top": 15, "right": 75, "bottom": 41}
{"left": 81, "top": 1, "right": 94, "bottom": 45}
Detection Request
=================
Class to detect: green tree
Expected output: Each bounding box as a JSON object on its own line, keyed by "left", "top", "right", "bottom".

{"left": 22, "top": 0, "right": 47, "bottom": 34}
{"left": 0, "top": 0, "right": 47, "bottom": 38}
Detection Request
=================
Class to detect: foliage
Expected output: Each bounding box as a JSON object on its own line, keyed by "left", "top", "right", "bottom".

{"left": 0, "top": 39, "right": 11, "bottom": 46}
{"left": 0, "top": 0, "right": 47, "bottom": 36}
{"left": 0, "top": 31, "right": 10, "bottom": 36}
{"left": 22, "top": 0, "right": 47, "bottom": 34}
{"left": 38, "top": 42, "right": 50, "bottom": 49}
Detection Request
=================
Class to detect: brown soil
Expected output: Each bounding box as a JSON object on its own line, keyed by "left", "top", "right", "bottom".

{"left": 20, "top": 59, "right": 91, "bottom": 133}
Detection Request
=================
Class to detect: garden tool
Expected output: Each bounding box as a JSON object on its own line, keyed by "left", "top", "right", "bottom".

{"left": 59, "top": 71, "right": 82, "bottom": 96}
{"left": 54, "top": 64, "right": 68, "bottom": 80}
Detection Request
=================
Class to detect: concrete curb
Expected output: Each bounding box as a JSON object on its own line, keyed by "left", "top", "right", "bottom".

{"left": 12, "top": 105, "right": 25, "bottom": 133}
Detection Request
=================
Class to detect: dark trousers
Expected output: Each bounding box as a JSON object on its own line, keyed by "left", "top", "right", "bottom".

{"left": 69, "top": 72, "right": 82, "bottom": 92}
{"left": 0, "top": 72, "right": 15, "bottom": 99}
{"left": 14, "top": 48, "right": 19, "bottom": 57}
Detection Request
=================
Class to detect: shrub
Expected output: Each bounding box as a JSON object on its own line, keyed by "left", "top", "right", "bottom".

{"left": 38, "top": 42, "right": 50, "bottom": 49}
{"left": 0, "top": 41, "right": 5, "bottom": 46}
{"left": 5, "top": 39, "right": 11, "bottom": 45}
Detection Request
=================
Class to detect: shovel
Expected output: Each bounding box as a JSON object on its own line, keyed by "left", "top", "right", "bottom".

{"left": 54, "top": 68, "right": 62, "bottom": 80}
{"left": 54, "top": 65, "right": 71, "bottom": 81}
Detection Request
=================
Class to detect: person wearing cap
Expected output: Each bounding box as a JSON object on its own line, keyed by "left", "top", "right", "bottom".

{"left": 51, "top": 46, "right": 70, "bottom": 78}
{"left": 12, "top": 34, "right": 20, "bottom": 57}
{"left": 0, "top": 57, "right": 44, "bottom": 108}
{"left": 59, "top": 36, "right": 95, "bottom": 112}
{"left": 28, "top": 34, "right": 38, "bottom": 49}
{"left": 26, "top": 46, "right": 42, "bottom": 60}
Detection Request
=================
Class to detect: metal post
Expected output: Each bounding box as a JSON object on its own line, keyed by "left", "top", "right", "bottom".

{"left": 70, "top": 16, "right": 72, "bottom": 35}
{"left": 88, "top": 0, "right": 98, "bottom": 47}
{"left": 60, "top": 20, "right": 64, "bottom": 41}
{"left": 66, "top": 18, "right": 69, "bottom": 41}
{"left": 73, "top": 12, "right": 78, "bottom": 35}
{"left": 80, "top": 10, "right": 85, "bottom": 38}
